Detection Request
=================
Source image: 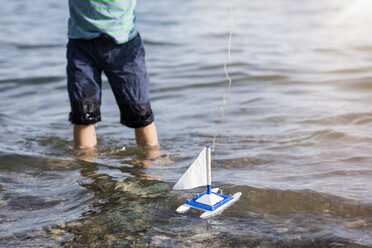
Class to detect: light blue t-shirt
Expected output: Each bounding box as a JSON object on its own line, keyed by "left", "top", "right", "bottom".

{"left": 68, "top": 0, "right": 138, "bottom": 44}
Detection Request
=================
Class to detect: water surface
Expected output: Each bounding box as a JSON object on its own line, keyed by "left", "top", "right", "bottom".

{"left": 0, "top": 0, "right": 371, "bottom": 247}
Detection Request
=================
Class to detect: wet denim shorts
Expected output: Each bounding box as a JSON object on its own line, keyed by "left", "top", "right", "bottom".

{"left": 66, "top": 33, "right": 154, "bottom": 128}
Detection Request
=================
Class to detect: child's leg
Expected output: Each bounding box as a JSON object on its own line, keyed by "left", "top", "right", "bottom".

{"left": 74, "top": 124, "right": 97, "bottom": 148}
{"left": 67, "top": 38, "right": 103, "bottom": 149}
{"left": 135, "top": 122, "right": 158, "bottom": 146}
{"left": 104, "top": 33, "right": 158, "bottom": 147}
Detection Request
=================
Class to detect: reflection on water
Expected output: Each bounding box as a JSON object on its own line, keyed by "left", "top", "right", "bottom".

{"left": 0, "top": 0, "right": 372, "bottom": 247}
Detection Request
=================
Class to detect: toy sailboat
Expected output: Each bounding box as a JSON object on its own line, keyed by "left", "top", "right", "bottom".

{"left": 173, "top": 145, "right": 241, "bottom": 219}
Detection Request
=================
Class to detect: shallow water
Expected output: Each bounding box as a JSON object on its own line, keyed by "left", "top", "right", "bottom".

{"left": 1, "top": 0, "right": 372, "bottom": 247}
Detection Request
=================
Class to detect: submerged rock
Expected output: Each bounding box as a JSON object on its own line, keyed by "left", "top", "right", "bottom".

{"left": 114, "top": 180, "right": 170, "bottom": 198}
{"left": 48, "top": 228, "right": 66, "bottom": 235}
{"left": 104, "top": 234, "right": 116, "bottom": 240}
{"left": 345, "top": 219, "right": 368, "bottom": 228}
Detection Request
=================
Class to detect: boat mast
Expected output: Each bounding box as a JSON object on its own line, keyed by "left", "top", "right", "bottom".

{"left": 206, "top": 145, "right": 212, "bottom": 194}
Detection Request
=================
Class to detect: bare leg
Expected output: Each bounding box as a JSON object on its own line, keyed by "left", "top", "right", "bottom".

{"left": 135, "top": 122, "right": 159, "bottom": 147}
{"left": 135, "top": 122, "right": 160, "bottom": 169}
{"left": 74, "top": 124, "right": 97, "bottom": 149}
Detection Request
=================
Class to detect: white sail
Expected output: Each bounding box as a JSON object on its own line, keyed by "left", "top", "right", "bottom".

{"left": 173, "top": 147, "right": 208, "bottom": 190}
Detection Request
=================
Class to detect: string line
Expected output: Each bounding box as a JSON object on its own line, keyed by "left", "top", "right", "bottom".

{"left": 212, "top": 0, "right": 234, "bottom": 152}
